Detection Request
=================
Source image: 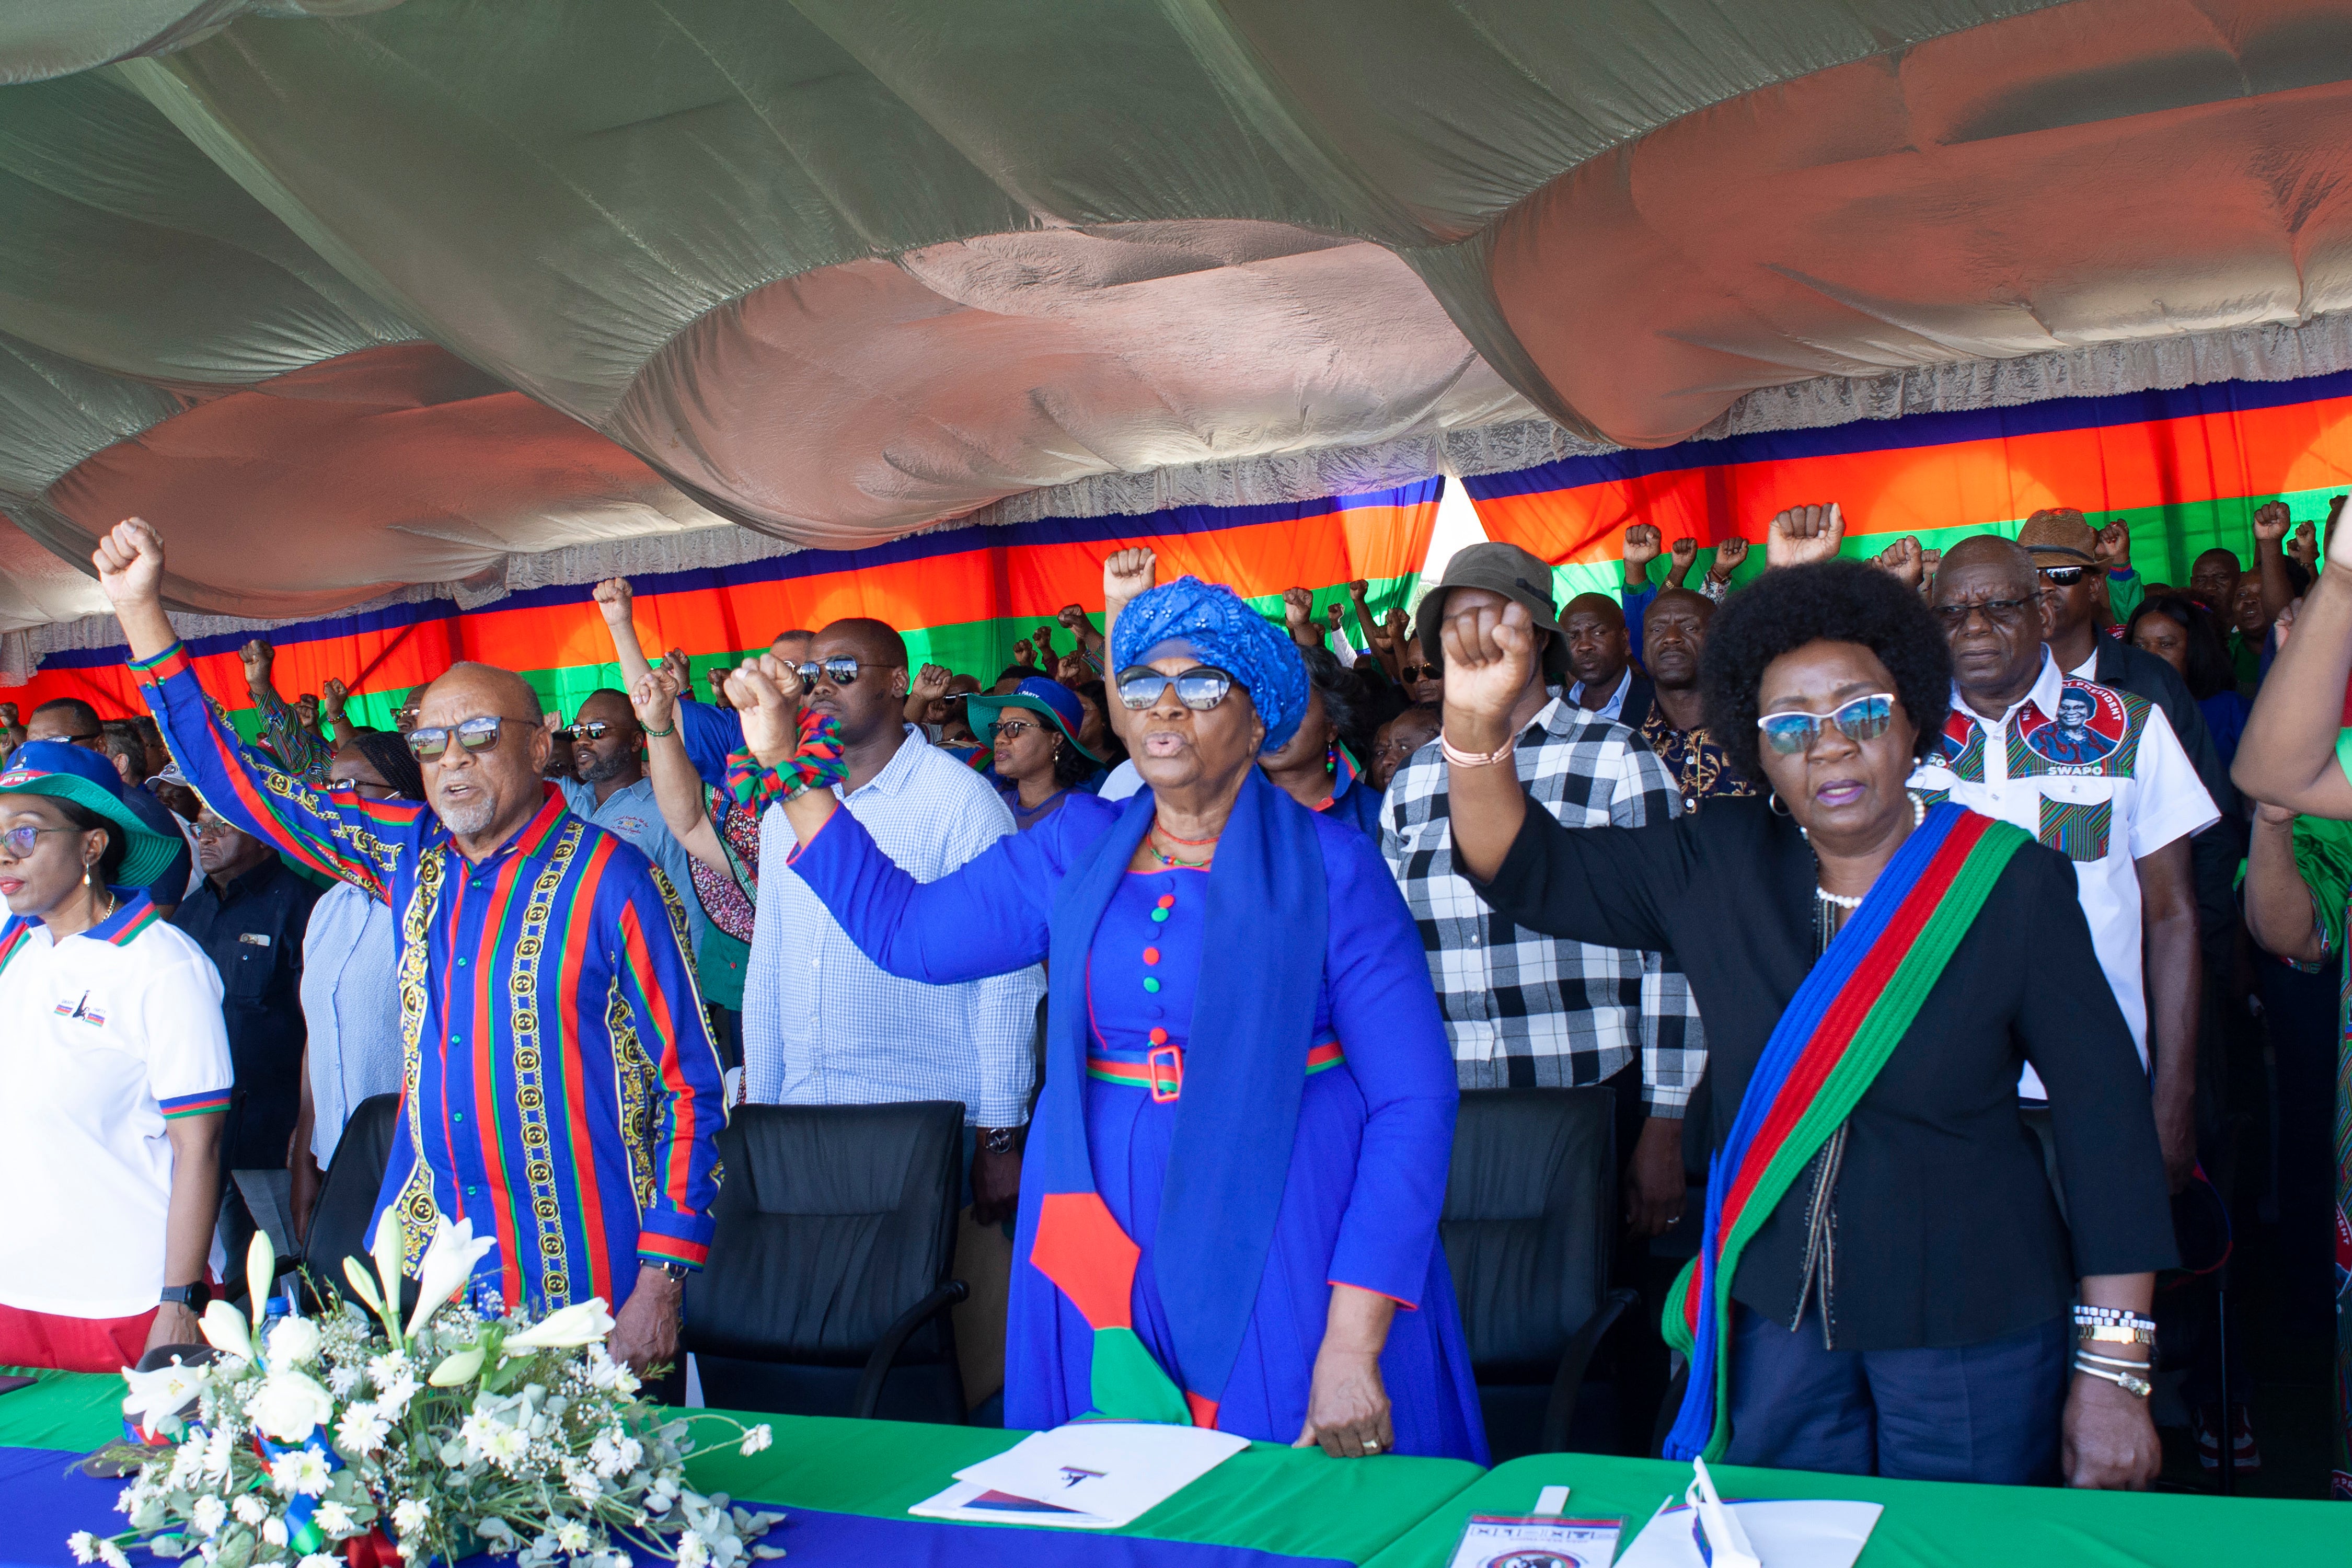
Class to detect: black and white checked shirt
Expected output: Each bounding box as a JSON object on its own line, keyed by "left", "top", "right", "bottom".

{"left": 1380, "top": 694, "right": 1707, "bottom": 1111}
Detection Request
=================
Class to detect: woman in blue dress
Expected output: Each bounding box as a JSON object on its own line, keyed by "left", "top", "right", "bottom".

{"left": 730, "top": 566, "right": 1484, "bottom": 1461}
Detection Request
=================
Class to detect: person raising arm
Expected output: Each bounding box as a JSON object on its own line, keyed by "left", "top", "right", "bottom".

{"left": 2234, "top": 511, "right": 2352, "bottom": 816}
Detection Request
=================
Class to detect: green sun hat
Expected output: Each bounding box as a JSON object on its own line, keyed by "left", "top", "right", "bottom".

{"left": 0, "top": 740, "right": 185, "bottom": 887}
{"left": 965, "top": 677, "right": 1103, "bottom": 767}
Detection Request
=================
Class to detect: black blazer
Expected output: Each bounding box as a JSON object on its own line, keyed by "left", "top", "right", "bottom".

{"left": 1478, "top": 796, "right": 2177, "bottom": 1351}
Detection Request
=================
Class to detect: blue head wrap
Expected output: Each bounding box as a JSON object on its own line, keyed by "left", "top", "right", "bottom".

{"left": 1109, "top": 576, "right": 1310, "bottom": 753}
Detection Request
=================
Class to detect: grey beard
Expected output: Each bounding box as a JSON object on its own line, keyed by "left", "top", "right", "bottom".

{"left": 575, "top": 751, "right": 632, "bottom": 785}
{"left": 435, "top": 791, "right": 499, "bottom": 836}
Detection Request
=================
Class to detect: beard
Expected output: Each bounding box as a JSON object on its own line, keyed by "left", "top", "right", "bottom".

{"left": 574, "top": 748, "right": 632, "bottom": 785}
{"left": 433, "top": 786, "right": 500, "bottom": 837}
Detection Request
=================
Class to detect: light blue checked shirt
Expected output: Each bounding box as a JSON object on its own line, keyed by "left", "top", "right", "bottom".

{"left": 299, "top": 880, "right": 405, "bottom": 1166}
{"left": 560, "top": 775, "right": 710, "bottom": 953}
{"left": 744, "top": 727, "right": 1042, "bottom": 1127}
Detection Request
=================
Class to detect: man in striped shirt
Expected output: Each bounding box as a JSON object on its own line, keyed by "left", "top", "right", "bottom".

{"left": 97, "top": 518, "right": 724, "bottom": 1375}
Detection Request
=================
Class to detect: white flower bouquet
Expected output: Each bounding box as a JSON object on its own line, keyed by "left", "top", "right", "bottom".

{"left": 78, "top": 1217, "right": 784, "bottom": 1568}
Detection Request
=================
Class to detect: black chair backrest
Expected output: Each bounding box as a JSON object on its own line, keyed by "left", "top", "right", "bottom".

{"left": 683, "top": 1101, "right": 964, "bottom": 1366}
{"left": 1441, "top": 1087, "right": 1617, "bottom": 1382}
{"left": 303, "top": 1092, "right": 402, "bottom": 1295}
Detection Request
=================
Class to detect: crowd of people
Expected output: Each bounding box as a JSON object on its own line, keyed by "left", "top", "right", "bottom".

{"left": 0, "top": 492, "right": 2342, "bottom": 1491}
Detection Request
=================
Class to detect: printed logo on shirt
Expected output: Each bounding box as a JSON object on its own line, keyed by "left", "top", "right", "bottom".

{"left": 53, "top": 989, "right": 106, "bottom": 1028}
{"left": 612, "top": 816, "right": 648, "bottom": 837}
{"left": 237, "top": 931, "right": 272, "bottom": 948}
{"left": 2012, "top": 679, "right": 2146, "bottom": 777}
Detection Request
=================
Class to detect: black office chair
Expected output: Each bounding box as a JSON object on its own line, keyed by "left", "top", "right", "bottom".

{"left": 294, "top": 1092, "right": 402, "bottom": 1313}
{"left": 684, "top": 1101, "right": 969, "bottom": 1423}
{"left": 1442, "top": 1087, "right": 1640, "bottom": 1461}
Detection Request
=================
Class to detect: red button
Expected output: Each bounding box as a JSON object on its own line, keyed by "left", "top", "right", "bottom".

{"left": 1157, "top": 893, "right": 1175, "bottom": 908}
{"left": 1149, "top": 1028, "right": 1169, "bottom": 1045}
{"left": 1144, "top": 947, "right": 1160, "bottom": 964}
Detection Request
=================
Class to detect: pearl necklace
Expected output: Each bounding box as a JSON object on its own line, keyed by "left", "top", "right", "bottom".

{"left": 1813, "top": 791, "right": 1927, "bottom": 911}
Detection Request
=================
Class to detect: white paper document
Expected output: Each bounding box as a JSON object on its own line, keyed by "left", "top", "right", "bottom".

{"left": 909, "top": 1421, "right": 1251, "bottom": 1529}
{"left": 1614, "top": 1496, "right": 1882, "bottom": 1568}
{"left": 1444, "top": 1513, "right": 1622, "bottom": 1568}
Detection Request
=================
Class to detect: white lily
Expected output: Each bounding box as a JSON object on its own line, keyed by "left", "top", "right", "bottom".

{"left": 246, "top": 1368, "right": 335, "bottom": 1443}
{"left": 119, "top": 1356, "right": 212, "bottom": 1436}
{"left": 264, "top": 1315, "right": 321, "bottom": 1371}
{"left": 426, "top": 1344, "right": 485, "bottom": 1387}
{"left": 245, "top": 1229, "right": 276, "bottom": 1331}
{"left": 500, "top": 1299, "right": 615, "bottom": 1354}
{"left": 406, "top": 1216, "right": 497, "bottom": 1339}
{"left": 199, "top": 1299, "right": 255, "bottom": 1363}
{"left": 368, "top": 1209, "right": 407, "bottom": 1344}
{"left": 341, "top": 1254, "right": 386, "bottom": 1323}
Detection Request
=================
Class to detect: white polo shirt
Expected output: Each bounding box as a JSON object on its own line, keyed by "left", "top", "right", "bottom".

{"left": 1910, "top": 650, "right": 2218, "bottom": 1096}
{"left": 0, "top": 895, "right": 232, "bottom": 1319}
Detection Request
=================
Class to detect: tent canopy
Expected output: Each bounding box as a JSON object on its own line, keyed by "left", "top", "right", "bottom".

{"left": 4, "top": 0, "right": 2349, "bottom": 632}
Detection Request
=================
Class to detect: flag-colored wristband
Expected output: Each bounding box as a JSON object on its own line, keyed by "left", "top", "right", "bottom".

{"left": 724, "top": 709, "right": 847, "bottom": 809}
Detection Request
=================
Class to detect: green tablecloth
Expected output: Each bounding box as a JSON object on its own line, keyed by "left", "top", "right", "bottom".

{"left": 0, "top": 1372, "right": 1482, "bottom": 1565}
{"left": 1363, "top": 1453, "right": 2346, "bottom": 1567}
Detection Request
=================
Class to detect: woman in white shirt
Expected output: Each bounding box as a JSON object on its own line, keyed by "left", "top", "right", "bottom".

{"left": 0, "top": 741, "right": 231, "bottom": 1369}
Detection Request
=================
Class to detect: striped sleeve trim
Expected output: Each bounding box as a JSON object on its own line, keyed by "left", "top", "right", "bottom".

{"left": 159, "top": 1089, "right": 232, "bottom": 1120}
{"left": 635, "top": 1233, "right": 709, "bottom": 1270}
{"left": 131, "top": 643, "right": 193, "bottom": 683}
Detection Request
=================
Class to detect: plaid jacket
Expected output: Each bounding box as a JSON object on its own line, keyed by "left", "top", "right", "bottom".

{"left": 1380, "top": 694, "right": 1706, "bottom": 1111}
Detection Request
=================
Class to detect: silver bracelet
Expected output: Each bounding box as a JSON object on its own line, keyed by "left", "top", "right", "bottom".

{"left": 2072, "top": 1358, "right": 2152, "bottom": 1398}
{"left": 2076, "top": 1348, "right": 2153, "bottom": 1372}
{"left": 2072, "top": 1305, "right": 2155, "bottom": 1331}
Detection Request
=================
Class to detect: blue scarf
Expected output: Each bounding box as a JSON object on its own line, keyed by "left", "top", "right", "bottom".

{"left": 1024, "top": 768, "right": 1327, "bottom": 1425}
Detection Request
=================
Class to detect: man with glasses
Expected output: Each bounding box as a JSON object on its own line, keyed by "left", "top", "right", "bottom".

{"left": 1912, "top": 534, "right": 2216, "bottom": 1193}
{"left": 555, "top": 688, "right": 707, "bottom": 955}
{"left": 98, "top": 518, "right": 723, "bottom": 1381}
{"left": 170, "top": 806, "right": 320, "bottom": 1256}
{"left": 17, "top": 698, "right": 194, "bottom": 917}
{"left": 737, "top": 617, "right": 1041, "bottom": 1230}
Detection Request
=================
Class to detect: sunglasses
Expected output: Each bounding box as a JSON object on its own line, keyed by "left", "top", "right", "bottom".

{"left": 1756, "top": 693, "right": 1896, "bottom": 755}
{"left": 558, "top": 721, "right": 611, "bottom": 742}
{"left": 329, "top": 777, "right": 401, "bottom": 801}
{"left": 988, "top": 719, "right": 1040, "bottom": 741}
{"left": 1399, "top": 664, "right": 1440, "bottom": 683}
{"left": 1115, "top": 665, "right": 1236, "bottom": 711}
{"left": 794, "top": 657, "right": 890, "bottom": 687}
{"left": 193, "top": 816, "right": 241, "bottom": 839}
{"left": 1930, "top": 596, "right": 2036, "bottom": 629}
{"left": 2036, "top": 566, "right": 2088, "bottom": 587}
{"left": 405, "top": 714, "right": 536, "bottom": 759}
{"left": 0, "top": 824, "right": 77, "bottom": 858}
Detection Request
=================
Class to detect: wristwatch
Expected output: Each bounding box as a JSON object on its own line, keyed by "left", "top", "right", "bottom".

{"left": 649, "top": 1261, "right": 691, "bottom": 1285}
{"left": 981, "top": 1126, "right": 1018, "bottom": 1156}
{"left": 159, "top": 1281, "right": 209, "bottom": 1312}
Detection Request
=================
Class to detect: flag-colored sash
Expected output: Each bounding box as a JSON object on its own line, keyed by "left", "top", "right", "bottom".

{"left": 1661, "top": 804, "right": 2029, "bottom": 1461}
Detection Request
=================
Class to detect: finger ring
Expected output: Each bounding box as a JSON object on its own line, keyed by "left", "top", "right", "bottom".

{"left": 1363, "top": 1439, "right": 1381, "bottom": 1453}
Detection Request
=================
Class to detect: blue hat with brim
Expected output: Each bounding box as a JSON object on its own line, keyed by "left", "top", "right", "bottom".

{"left": 966, "top": 677, "right": 1103, "bottom": 767}
{"left": 0, "top": 740, "right": 183, "bottom": 887}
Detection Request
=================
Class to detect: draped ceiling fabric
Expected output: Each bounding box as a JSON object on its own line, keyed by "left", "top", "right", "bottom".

{"left": 7, "top": 0, "right": 2352, "bottom": 645}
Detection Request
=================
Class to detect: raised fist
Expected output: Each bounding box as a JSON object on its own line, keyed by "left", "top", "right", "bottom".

{"left": 2093, "top": 521, "right": 2131, "bottom": 569}
{"left": 1708, "top": 536, "right": 1749, "bottom": 578}
{"left": 1623, "top": 523, "right": 1662, "bottom": 568}
{"left": 912, "top": 663, "right": 952, "bottom": 700}
{"left": 2250, "top": 501, "right": 2290, "bottom": 544}
{"left": 91, "top": 518, "right": 166, "bottom": 610}
{"left": 321, "top": 677, "right": 349, "bottom": 718}
{"left": 592, "top": 577, "right": 634, "bottom": 625}
{"left": 1103, "top": 548, "right": 1157, "bottom": 609}
{"left": 1668, "top": 537, "right": 1698, "bottom": 568}
{"left": 1872, "top": 535, "right": 1924, "bottom": 591}
{"left": 1282, "top": 586, "right": 1314, "bottom": 629}
{"left": 1765, "top": 503, "right": 1844, "bottom": 569}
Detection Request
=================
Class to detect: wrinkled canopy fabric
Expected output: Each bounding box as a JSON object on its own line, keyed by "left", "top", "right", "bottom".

{"left": 4, "top": 0, "right": 2352, "bottom": 631}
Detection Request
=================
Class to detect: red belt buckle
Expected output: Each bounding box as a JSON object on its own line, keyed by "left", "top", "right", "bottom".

{"left": 1147, "top": 1044, "right": 1184, "bottom": 1102}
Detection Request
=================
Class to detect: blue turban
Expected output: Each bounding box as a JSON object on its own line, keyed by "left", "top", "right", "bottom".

{"left": 1109, "top": 576, "right": 1310, "bottom": 753}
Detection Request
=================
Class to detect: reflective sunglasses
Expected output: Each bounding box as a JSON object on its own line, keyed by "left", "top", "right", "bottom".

{"left": 1399, "top": 663, "right": 1440, "bottom": 683}
{"left": 405, "top": 714, "right": 535, "bottom": 759}
{"left": 1930, "top": 596, "right": 2036, "bottom": 629}
{"left": 0, "top": 824, "right": 77, "bottom": 858}
{"left": 794, "top": 657, "right": 884, "bottom": 687}
{"left": 558, "top": 721, "right": 611, "bottom": 742}
{"left": 988, "top": 719, "right": 1040, "bottom": 741}
{"left": 1756, "top": 693, "right": 1896, "bottom": 755}
{"left": 2037, "top": 566, "right": 2089, "bottom": 587}
{"left": 193, "top": 815, "right": 242, "bottom": 839}
{"left": 1114, "top": 665, "right": 1236, "bottom": 711}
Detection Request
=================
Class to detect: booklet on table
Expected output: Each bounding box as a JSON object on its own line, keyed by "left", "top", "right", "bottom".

{"left": 909, "top": 1421, "right": 1252, "bottom": 1529}
{"left": 1613, "top": 1495, "right": 1882, "bottom": 1568}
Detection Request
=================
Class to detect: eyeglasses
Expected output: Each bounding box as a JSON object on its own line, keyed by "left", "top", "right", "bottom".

{"left": 1756, "top": 693, "right": 1896, "bottom": 755}
{"left": 0, "top": 824, "right": 76, "bottom": 858}
{"left": 1114, "top": 665, "right": 1236, "bottom": 711}
{"left": 1399, "top": 664, "right": 1440, "bottom": 683}
{"left": 2037, "top": 566, "right": 2088, "bottom": 587}
{"left": 193, "top": 816, "right": 242, "bottom": 839}
{"left": 794, "top": 657, "right": 890, "bottom": 687}
{"left": 988, "top": 720, "right": 1039, "bottom": 740}
{"left": 405, "top": 714, "right": 536, "bottom": 759}
{"left": 1930, "top": 596, "right": 2036, "bottom": 629}
{"left": 558, "top": 721, "right": 611, "bottom": 742}
{"left": 329, "top": 778, "right": 400, "bottom": 801}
